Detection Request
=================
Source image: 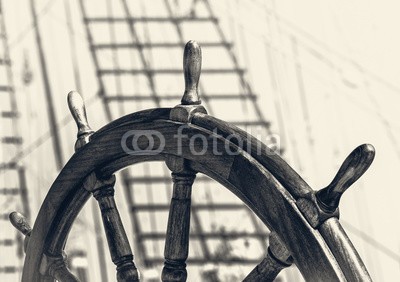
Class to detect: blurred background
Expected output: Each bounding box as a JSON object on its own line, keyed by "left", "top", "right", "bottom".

{"left": 0, "top": 0, "right": 399, "bottom": 281}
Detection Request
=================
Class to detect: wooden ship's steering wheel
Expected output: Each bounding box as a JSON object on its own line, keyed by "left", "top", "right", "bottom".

{"left": 9, "top": 41, "right": 374, "bottom": 282}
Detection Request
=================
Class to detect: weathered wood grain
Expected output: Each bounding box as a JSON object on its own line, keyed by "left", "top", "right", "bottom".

{"left": 243, "top": 232, "right": 292, "bottom": 281}
{"left": 9, "top": 212, "right": 32, "bottom": 253}
{"left": 22, "top": 109, "right": 370, "bottom": 281}
{"left": 162, "top": 159, "right": 196, "bottom": 282}
{"left": 40, "top": 254, "right": 79, "bottom": 282}
{"left": 18, "top": 37, "right": 375, "bottom": 281}
{"left": 319, "top": 218, "right": 372, "bottom": 281}
{"left": 9, "top": 211, "right": 32, "bottom": 236}
{"left": 191, "top": 112, "right": 312, "bottom": 199}
{"left": 316, "top": 144, "right": 375, "bottom": 212}
{"left": 181, "top": 40, "right": 201, "bottom": 105}
{"left": 91, "top": 175, "right": 139, "bottom": 282}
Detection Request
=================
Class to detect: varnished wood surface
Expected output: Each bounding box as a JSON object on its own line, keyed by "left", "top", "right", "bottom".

{"left": 9, "top": 212, "right": 32, "bottom": 236}
{"left": 243, "top": 233, "right": 292, "bottom": 281}
{"left": 23, "top": 109, "right": 170, "bottom": 281}
{"left": 243, "top": 251, "right": 289, "bottom": 282}
{"left": 319, "top": 218, "right": 371, "bottom": 281}
{"left": 162, "top": 168, "right": 195, "bottom": 282}
{"left": 181, "top": 40, "right": 202, "bottom": 105}
{"left": 91, "top": 176, "right": 139, "bottom": 281}
{"left": 23, "top": 108, "right": 369, "bottom": 281}
{"left": 191, "top": 112, "right": 313, "bottom": 199}
{"left": 316, "top": 144, "right": 375, "bottom": 212}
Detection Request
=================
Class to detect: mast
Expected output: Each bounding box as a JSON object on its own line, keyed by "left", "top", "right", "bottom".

{"left": 29, "top": 0, "right": 64, "bottom": 169}
{"left": 0, "top": 0, "right": 31, "bottom": 279}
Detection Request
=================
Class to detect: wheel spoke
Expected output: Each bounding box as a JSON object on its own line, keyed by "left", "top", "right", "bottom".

{"left": 162, "top": 157, "right": 196, "bottom": 282}
{"left": 91, "top": 175, "right": 140, "bottom": 281}
{"left": 40, "top": 253, "right": 80, "bottom": 282}
{"left": 243, "top": 232, "right": 292, "bottom": 281}
{"left": 68, "top": 91, "right": 139, "bottom": 281}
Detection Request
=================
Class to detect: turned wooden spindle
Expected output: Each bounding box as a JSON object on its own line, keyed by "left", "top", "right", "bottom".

{"left": 316, "top": 144, "right": 375, "bottom": 213}
{"left": 68, "top": 90, "right": 139, "bottom": 281}
{"left": 67, "top": 90, "right": 94, "bottom": 150}
{"left": 92, "top": 176, "right": 139, "bottom": 282}
{"left": 162, "top": 158, "right": 196, "bottom": 282}
{"left": 161, "top": 43, "right": 205, "bottom": 280}
{"left": 243, "top": 232, "right": 293, "bottom": 282}
{"left": 181, "top": 40, "right": 201, "bottom": 105}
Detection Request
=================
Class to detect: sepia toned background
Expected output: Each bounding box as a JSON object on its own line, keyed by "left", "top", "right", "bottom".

{"left": 0, "top": 0, "right": 399, "bottom": 281}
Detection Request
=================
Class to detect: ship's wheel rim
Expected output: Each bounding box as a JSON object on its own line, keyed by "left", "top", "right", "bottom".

{"left": 23, "top": 108, "right": 368, "bottom": 281}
